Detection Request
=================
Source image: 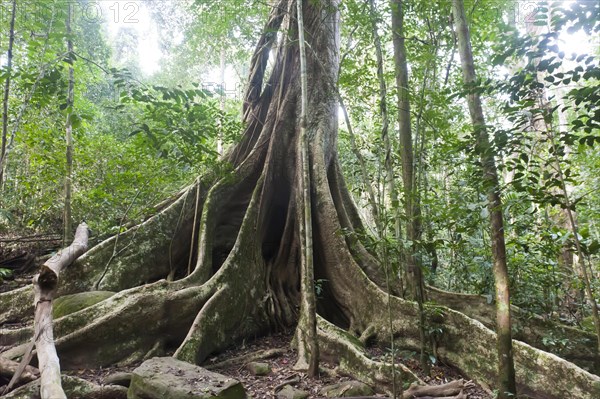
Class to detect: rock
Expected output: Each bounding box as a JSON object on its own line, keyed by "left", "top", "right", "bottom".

{"left": 104, "top": 371, "right": 132, "bottom": 387}
{"left": 85, "top": 385, "right": 128, "bottom": 398}
{"left": 275, "top": 385, "right": 309, "bottom": 399}
{"left": 246, "top": 362, "right": 271, "bottom": 376}
{"left": 320, "top": 380, "right": 374, "bottom": 397}
{"left": 127, "top": 357, "right": 247, "bottom": 399}
{"left": 53, "top": 291, "right": 115, "bottom": 318}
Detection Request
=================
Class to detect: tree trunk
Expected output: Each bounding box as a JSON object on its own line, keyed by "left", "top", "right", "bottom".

{"left": 63, "top": 3, "right": 75, "bottom": 244}
{"left": 0, "top": 0, "right": 17, "bottom": 189}
{"left": 451, "top": 0, "right": 517, "bottom": 397}
{"left": 390, "top": 0, "right": 428, "bottom": 373}
{"left": 366, "top": 0, "right": 403, "bottom": 296}
{"left": 218, "top": 48, "right": 225, "bottom": 155}
{"left": 294, "top": 0, "right": 319, "bottom": 377}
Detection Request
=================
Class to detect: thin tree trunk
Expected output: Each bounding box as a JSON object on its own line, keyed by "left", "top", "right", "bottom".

{"left": 560, "top": 180, "right": 600, "bottom": 354}
{"left": 366, "top": 0, "right": 402, "bottom": 271}
{"left": 218, "top": 48, "right": 225, "bottom": 155}
{"left": 451, "top": 0, "right": 517, "bottom": 397}
{"left": 64, "top": 4, "right": 74, "bottom": 243}
{"left": 523, "top": 6, "right": 597, "bottom": 339}
{"left": 367, "top": 4, "right": 403, "bottom": 393}
{"left": 0, "top": 0, "right": 17, "bottom": 189}
{"left": 389, "top": 0, "right": 428, "bottom": 373}
{"left": 296, "top": 0, "right": 319, "bottom": 377}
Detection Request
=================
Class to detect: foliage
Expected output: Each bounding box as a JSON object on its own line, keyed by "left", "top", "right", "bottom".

{"left": 112, "top": 69, "right": 242, "bottom": 167}
{"left": 0, "top": 267, "right": 12, "bottom": 283}
{"left": 0, "top": 0, "right": 243, "bottom": 236}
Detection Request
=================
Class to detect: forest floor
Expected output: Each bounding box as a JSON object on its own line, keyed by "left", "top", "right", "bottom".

{"left": 203, "top": 332, "right": 493, "bottom": 398}
{"left": 58, "top": 331, "right": 492, "bottom": 398}
{"left": 1, "top": 237, "right": 492, "bottom": 398}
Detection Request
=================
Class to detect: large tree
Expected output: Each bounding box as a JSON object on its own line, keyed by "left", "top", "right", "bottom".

{"left": 1, "top": 1, "right": 600, "bottom": 398}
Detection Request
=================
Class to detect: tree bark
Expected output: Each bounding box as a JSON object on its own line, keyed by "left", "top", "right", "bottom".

{"left": 218, "top": 48, "right": 225, "bottom": 155}
{"left": 294, "top": 0, "right": 319, "bottom": 377}
{"left": 451, "top": 0, "right": 517, "bottom": 397}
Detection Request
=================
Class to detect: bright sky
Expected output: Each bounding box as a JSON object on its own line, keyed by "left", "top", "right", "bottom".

{"left": 101, "top": 1, "right": 162, "bottom": 75}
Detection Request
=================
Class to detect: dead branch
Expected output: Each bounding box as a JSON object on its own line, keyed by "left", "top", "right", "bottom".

{"left": 13, "top": 223, "right": 89, "bottom": 399}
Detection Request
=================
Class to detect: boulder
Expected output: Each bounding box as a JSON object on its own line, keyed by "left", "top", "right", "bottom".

{"left": 275, "top": 385, "right": 309, "bottom": 399}
{"left": 53, "top": 291, "right": 115, "bottom": 318}
{"left": 127, "top": 357, "right": 246, "bottom": 399}
{"left": 246, "top": 362, "right": 271, "bottom": 376}
{"left": 320, "top": 380, "right": 374, "bottom": 397}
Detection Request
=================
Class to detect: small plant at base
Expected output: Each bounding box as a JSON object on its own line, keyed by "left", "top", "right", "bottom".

{"left": 0, "top": 268, "right": 13, "bottom": 283}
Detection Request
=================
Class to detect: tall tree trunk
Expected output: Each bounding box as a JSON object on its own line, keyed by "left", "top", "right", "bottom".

{"left": 294, "top": 0, "right": 319, "bottom": 377}
{"left": 451, "top": 0, "right": 517, "bottom": 397}
{"left": 0, "top": 0, "right": 17, "bottom": 189}
{"left": 367, "top": 4, "right": 404, "bottom": 392}
{"left": 63, "top": 3, "right": 74, "bottom": 243}
{"left": 389, "top": 0, "right": 428, "bottom": 373}
{"left": 366, "top": 0, "right": 404, "bottom": 294}
{"left": 218, "top": 48, "right": 225, "bottom": 155}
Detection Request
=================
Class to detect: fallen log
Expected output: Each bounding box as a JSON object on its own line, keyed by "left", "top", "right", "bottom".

{"left": 34, "top": 222, "right": 89, "bottom": 399}
{"left": 2, "top": 223, "right": 89, "bottom": 398}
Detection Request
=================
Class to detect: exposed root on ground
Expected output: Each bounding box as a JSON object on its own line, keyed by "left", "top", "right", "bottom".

{"left": 204, "top": 348, "right": 287, "bottom": 371}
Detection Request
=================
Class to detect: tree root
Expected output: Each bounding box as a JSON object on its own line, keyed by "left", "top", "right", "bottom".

{"left": 0, "top": 356, "right": 39, "bottom": 391}
{"left": 404, "top": 379, "right": 470, "bottom": 398}
{"left": 318, "top": 316, "right": 421, "bottom": 393}
{"left": 61, "top": 185, "right": 200, "bottom": 293}
{"left": 272, "top": 375, "right": 300, "bottom": 393}
{"left": 317, "top": 317, "right": 473, "bottom": 398}
{"left": 1, "top": 374, "right": 127, "bottom": 399}
{"left": 0, "top": 185, "right": 201, "bottom": 327}
{"left": 205, "top": 348, "right": 287, "bottom": 370}
{"left": 428, "top": 286, "right": 599, "bottom": 374}
{"left": 0, "top": 287, "right": 34, "bottom": 325}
